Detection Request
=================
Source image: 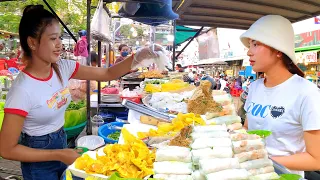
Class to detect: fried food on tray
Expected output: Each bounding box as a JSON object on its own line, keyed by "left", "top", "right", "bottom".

{"left": 139, "top": 70, "right": 164, "bottom": 79}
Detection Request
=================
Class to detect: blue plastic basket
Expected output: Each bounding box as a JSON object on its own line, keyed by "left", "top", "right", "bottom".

{"left": 98, "top": 122, "right": 125, "bottom": 144}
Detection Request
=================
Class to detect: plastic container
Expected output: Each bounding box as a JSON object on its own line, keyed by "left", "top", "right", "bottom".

{"left": 98, "top": 122, "right": 125, "bottom": 144}
{"left": 76, "top": 135, "right": 105, "bottom": 150}
{"left": 64, "top": 121, "right": 87, "bottom": 140}
{"left": 99, "top": 111, "right": 128, "bottom": 123}
{"left": 91, "top": 115, "right": 104, "bottom": 135}
{"left": 120, "top": 96, "right": 142, "bottom": 104}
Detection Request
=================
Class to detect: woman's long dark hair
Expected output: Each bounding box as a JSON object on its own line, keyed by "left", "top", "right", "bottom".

{"left": 282, "top": 54, "right": 305, "bottom": 78}
{"left": 19, "top": 5, "right": 63, "bottom": 83}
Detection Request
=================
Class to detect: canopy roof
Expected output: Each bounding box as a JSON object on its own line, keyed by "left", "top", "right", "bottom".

{"left": 173, "top": 0, "right": 320, "bottom": 29}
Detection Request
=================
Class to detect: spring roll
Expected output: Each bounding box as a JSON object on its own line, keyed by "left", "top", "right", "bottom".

{"left": 191, "top": 147, "right": 233, "bottom": 164}
{"left": 230, "top": 133, "right": 261, "bottom": 141}
{"left": 191, "top": 131, "right": 230, "bottom": 139}
{"left": 153, "top": 174, "right": 193, "bottom": 180}
{"left": 206, "top": 169, "right": 249, "bottom": 180}
{"left": 206, "top": 115, "right": 241, "bottom": 125}
{"left": 227, "top": 123, "right": 243, "bottom": 131}
{"left": 234, "top": 149, "right": 268, "bottom": 163}
{"left": 240, "top": 159, "right": 273, "bottom": 170}
{"left": 153, "top": 162, "right": 193, "bottom": 175}
{"left": 199, "top": 158, "right": 240, "bottom": 174}
{"left": 156, "top": 146, "right": 192, "bottom": 163}
{"left": 248, "top": 166, "right": 275, "bottom": 176}
{"left": 191, "top": 138, "right": 232, "bottom": 149}
{"left": 248, "top": 172, "right": 280, "bottom": 180}
{"left": 193, "top": 125, "right": 227, "bottom": 133}
{"left": 192, "top": 170, "right": 206, "bottom": 180}
{"left": 213, "top": 94, "right": 232, "bottom": 106}
{"left": 232, "top": 139, "right": 265, "bottom": 154}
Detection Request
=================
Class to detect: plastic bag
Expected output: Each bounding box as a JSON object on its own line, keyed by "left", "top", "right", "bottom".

{"left": 131, "top": 44, "right": 169, "bottom": 71}
{"left": 91, "top": 0, "right": 111, "bottom": 42}
{"left": 69, "top": 79, "right": 96, "bottom": 102}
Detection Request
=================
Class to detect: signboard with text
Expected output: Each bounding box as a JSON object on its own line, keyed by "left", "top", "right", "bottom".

{"left": 295, "top": 51, "right": 318, "bottom": 64}
{"left": 295, "top": 30, "right": 320, "bottom": 48}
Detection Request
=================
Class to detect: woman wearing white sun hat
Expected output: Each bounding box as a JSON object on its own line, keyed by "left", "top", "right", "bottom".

{"left": 241, "top": 15, "right": 320, "bottom": 177}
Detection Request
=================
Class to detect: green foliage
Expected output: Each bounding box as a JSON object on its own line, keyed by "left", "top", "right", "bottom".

{"left": 0, "top": 0, "right": 99, "bottom": 34}
{"left": 119, "top": 24, "right": 144, "bottom": 39}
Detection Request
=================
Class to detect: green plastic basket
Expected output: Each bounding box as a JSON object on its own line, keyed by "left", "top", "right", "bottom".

{"left": 64, "top": 120, "right": 87, "bottom": 139}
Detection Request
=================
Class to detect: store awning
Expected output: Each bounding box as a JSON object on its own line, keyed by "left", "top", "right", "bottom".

{"left": 173, "top": 0, "right": 320, "bottom": 29}
{"left": 175, "top": 25, "right": 198, "bottom": 45}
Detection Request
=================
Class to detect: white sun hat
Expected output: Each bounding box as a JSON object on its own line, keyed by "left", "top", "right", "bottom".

{"left": 240, "top": 15, "right": 297, "bottom": 64}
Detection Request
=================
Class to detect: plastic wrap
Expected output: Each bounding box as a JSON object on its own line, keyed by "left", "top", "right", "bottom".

{"left": 191, "top": 137, "right": 232, "bottom": 149}
{"left": 155, "top": 146, "right": 192, "bottom": 163}
{"left": 131, "top": 44, "right": 169, "bottom": 71}
{"left": 69, "top": 79, "right": 96, "bottom": 102}
{"left": 199, "top": 158, "right": 240, "bottom": 174}
{"left": 206, "top": 169, "right": 249, "bottom": 180}
{"left": 153, "top": 162, "right": 193, "bottom": 175}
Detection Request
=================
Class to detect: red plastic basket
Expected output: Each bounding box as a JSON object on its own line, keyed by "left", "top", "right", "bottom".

{"left": 120, "top": 96, "right": 142, "bottom": 104}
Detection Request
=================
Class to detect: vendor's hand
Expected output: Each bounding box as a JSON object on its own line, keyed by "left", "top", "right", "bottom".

{"left": 132, "top": 44, "right": 166, "bottom": 69}
{"left": 59, "top": 148, "right": 81, "bottom": 165}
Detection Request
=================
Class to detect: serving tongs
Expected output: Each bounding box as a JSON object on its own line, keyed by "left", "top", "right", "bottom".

{"left": 122, "top": 99, "right": 174, "bottom": 122}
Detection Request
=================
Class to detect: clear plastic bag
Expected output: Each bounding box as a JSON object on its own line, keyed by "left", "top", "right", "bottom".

{"left": 131, "top": 44, "right": 170, "bottom": 71}
{"left": 91, "top": 0, "right": 112, "bottom": 42}
{"left": 69, "top": 79, "right": 96, "bottom": 102}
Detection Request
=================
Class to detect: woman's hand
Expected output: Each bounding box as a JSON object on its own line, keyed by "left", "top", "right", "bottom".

{"left": 59, "top": 149, "right": 81, "bottom": 165}
{"left": 131, "top": 44, "right": 166, "bottom": 69}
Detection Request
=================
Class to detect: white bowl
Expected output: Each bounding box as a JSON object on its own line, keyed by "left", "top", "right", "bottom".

{"left": 76, "top": 135, "right": 105, "bottom": 150}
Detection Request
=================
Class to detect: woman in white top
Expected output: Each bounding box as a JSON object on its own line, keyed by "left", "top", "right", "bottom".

{"left": 241, "top": 15, "right": 320, "bottom": 177}
{"left": 0, "top": 5, "right": 163, "bottom": 180}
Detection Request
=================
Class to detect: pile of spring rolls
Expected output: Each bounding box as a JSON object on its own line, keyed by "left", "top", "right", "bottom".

{"left": 231, "top": 133, "right": 280, "bottom": 179}
{"left": 153, "top": 146, "right": 193, "bottom": 180}
{"left": 152, "top": 115, "right": 282, "bottom": 180}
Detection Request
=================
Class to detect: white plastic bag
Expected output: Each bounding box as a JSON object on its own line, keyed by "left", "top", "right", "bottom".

{"left": 91, "top": 0, "right": 111, "bottom": 42}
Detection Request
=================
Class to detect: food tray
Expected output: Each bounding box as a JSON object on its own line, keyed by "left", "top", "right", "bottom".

{"left": 68, "top": 151, "right": 109, "bottom": 179}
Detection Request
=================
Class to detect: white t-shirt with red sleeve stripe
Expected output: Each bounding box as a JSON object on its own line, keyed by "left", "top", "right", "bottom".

{"left": 4, "top": 59, "right": 80, "bottom": 136}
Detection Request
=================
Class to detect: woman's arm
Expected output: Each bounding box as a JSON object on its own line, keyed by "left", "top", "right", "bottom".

{"left": 271, "top": 130, "right": 320, "bottom": 171}
{"left": 73, "top": 45, "right": 164, "bottom": 81}
{"left": 0, "top": 114, "right": 79, "bottom": 165}
{"left": 73, "top": 55, "right": 133, "bottom": 81}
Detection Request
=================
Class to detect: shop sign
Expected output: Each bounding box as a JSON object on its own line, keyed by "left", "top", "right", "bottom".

{"left": 295, "top": 51, "right": 318, "bottom": 64}
{"left": 295, "top": 30, "right": 320, "bottom": 48}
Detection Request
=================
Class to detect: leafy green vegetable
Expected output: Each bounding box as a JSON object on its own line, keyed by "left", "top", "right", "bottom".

{"left": 145, "top": 80, "right": 165, "bottom": 85}
{"left": 247, "top": 130, "right": 272, "bottom": 138}
{"left": 278, "top": 174, "right": 302, "bottom": 180}
{"left": 107, "top": 172, "right": 142, "bottom": 180}
{"left": 107, "top": 131, "right": 121, "bottom": 141}
{"left": 66, "top": 100, "right": 86, "bottom": 111}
